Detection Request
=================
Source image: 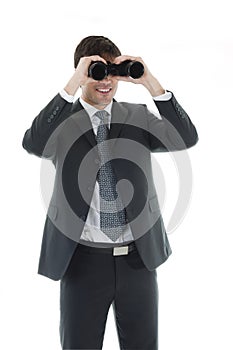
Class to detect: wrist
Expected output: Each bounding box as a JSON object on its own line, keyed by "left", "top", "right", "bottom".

{"left": 60, "top": 89, "right": 75, "bottom": 103}
{"left": 64, "top": 82, "right": 79, "bottom": 96}
{"left": 64, "top": 72, "right": 83, "bottom": 96}
{"left": 143, "top": 76, "right": 165, "bottom": 96}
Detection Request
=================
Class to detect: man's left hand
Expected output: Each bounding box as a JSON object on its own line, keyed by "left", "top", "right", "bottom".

{"left": 113, "top": 55, "right": 165, "bottom": 97}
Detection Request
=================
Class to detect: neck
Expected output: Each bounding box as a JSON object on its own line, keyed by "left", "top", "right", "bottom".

{"left": 81, "top": 96, "right": 112, "bottom": 110}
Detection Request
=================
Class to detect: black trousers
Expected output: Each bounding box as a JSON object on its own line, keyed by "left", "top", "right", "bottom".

{"left": 59, "top": 242, "right": 159, "bottom": 350}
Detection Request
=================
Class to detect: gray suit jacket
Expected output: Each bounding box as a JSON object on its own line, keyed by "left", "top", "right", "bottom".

{"left": 22, "top": 91, "right": 198, "bottom": 280}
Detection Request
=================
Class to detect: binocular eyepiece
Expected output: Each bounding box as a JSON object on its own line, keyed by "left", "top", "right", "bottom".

{"left": 88, "top": 60, "right": 144, "bottom": 81}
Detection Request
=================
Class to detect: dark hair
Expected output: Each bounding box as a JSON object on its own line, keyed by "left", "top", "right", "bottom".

{"left": 74, "top": 35, "right": 121, "bottom": 68}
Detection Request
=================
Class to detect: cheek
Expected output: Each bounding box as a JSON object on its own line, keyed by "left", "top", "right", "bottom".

{"left": 85, "top": 86, "right": 97, "bottom": 96}
{"left": 112, "top": 83, "right": 118, "bottom": 93}
{"left": 83, "top": 83, "right": 96, "bottom": 91}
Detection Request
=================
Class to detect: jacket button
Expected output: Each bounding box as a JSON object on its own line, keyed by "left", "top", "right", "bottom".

{"left": 47, "top": 118, "right": 51, "bottom": 123}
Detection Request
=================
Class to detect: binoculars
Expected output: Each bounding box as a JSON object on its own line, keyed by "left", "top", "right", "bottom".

{"left": 88, "top": 60, "right": 144, "bottom": 81}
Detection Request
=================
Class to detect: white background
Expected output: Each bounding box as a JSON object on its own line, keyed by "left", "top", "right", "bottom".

{"left": 1, "top": 0, "right": 233, "bottom": 349}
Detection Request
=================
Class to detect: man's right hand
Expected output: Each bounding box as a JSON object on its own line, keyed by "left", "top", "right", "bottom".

{"left": 63, "top": 55, "right": 107, "bottom": 96}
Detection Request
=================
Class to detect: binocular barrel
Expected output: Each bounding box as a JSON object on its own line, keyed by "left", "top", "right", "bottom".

{"left": 88, "top": 60, "right": 144, "bottom": 81}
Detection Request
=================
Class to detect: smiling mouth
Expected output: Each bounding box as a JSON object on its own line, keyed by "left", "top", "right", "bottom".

{"left": 96, "top": 88, "right": 112, "bottom": 94}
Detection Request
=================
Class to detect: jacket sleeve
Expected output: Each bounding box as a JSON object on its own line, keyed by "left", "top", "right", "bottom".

{"left": 22, "top": 93, "right": 74, "bottom": 159}
{"left": 146, "top": 91, "right": 199, "bottom": 152}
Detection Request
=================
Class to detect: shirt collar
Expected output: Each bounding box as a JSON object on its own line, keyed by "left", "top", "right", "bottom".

{"left": 79, "top": 97, "right": 113, "bottom": 119}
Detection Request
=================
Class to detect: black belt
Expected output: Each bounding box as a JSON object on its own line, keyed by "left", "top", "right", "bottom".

{"left": 77, "top": 241, "right": 136, "bottom": 256}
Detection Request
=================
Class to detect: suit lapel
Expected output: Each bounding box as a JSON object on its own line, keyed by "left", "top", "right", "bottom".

{"left": 70, "top": 98, "right": 129, "bottom": 149}
{"left": 71, "top": 99, "right": 97, "bottom": 148}
{"left": 109, "top": 101, "right": 129, "bottom": 148}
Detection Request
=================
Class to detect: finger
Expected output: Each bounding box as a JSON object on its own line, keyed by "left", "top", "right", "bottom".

{"left": 88, "top": 55, "right": 107, "bottom": 64}
{"left": 114, "top": 55, "right": 142, "bottom": 64}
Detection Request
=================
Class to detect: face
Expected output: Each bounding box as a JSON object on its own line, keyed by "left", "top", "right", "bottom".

{"left": 81, "top": 57, "right": 118, "bottom": 109}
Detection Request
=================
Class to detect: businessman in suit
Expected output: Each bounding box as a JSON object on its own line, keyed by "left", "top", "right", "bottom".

{"left": 22, "top": 36, "right": 198, "bottom": 349}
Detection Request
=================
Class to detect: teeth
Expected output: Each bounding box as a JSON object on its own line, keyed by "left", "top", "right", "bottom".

{"left": 97, "top": 88, "right": 111, "bottom": 92}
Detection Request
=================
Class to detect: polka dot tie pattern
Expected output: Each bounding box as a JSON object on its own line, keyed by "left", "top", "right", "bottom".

{"left": 95, "top": 110, "right": 127, "bottom": 241}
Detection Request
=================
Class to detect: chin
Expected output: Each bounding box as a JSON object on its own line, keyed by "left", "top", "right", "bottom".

{"left": 96, "top": 96, "right": 112, "bottom": 105}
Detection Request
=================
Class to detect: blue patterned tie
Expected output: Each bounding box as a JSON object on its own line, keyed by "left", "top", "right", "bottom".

{"left": 95, "top": 110, "right": 127, "bottom": 241}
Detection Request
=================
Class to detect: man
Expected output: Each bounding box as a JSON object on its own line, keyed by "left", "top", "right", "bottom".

{"left": 22, "top": 36, "right": 198, "bottom": 349}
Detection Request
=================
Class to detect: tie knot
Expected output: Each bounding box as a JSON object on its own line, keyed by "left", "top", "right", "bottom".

{"left": 95, "top": 110, "right": 109, "bottom": 124}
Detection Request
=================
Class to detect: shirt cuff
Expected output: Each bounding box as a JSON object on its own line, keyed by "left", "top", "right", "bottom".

{"left": 152, "top": 90, "right": 172, "bottom": 101}
{"left": 59, "top": 89, "right": 75, "bottom": 103}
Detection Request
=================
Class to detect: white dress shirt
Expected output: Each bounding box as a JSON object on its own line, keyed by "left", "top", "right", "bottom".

{"left": 59, "top": 89, "right": 172, "bottom": 245}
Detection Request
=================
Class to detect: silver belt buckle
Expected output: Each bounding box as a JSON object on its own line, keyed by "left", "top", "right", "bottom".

{"left": 113, "top": 246, "right": 129, "bottom": 256}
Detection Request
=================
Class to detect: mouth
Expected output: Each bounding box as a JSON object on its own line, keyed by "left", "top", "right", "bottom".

{"left": 96, "top": 87, "right": 112, "bottom": 95}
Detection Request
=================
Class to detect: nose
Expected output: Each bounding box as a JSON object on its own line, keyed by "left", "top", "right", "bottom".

{"left": 102, "top": 76, "right": 111, "bottom": 82}
{"left": 103, "top": 75, "right": 117, "bottom": 83}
